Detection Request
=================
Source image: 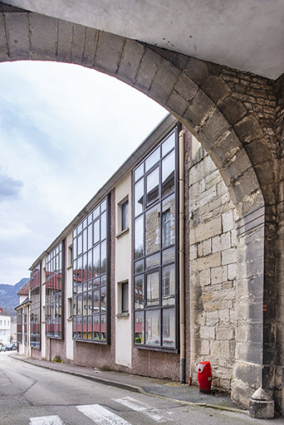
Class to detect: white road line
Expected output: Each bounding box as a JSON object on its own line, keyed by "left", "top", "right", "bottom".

{"left": 113, "top": 396, "right": 173, "bottom": 422}
{"left": 76, "top": 404, "right": 130, "bottom": 425}
{"left": 29, "top": 416, "right": 64, "bottom": 425}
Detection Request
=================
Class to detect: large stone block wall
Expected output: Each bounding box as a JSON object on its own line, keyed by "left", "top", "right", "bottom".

{"left": 189, "top": 142, "right": 238, "bottom": 392}
{"left": 275, "top": 74, "right": 284, "bottom": 414}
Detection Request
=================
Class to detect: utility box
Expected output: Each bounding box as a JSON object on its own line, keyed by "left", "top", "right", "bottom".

{"left": 197, "top": 361, "right": 212, "bottom": 393}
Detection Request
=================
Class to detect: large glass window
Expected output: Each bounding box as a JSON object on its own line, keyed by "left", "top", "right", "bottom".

{"left": 72, "top": 197, "right": 109, "bottom": 343}
{"left": 17, "top": 309, "right": 22, "bottom": 344}
{"left": 30, "top": 264, "right": 41, "bottom": 349}
{"left": 46, "top": 243, "right": 63, "bottom": 339}
{"left": 133, "top": 128, "right": 178, "bottom": 351}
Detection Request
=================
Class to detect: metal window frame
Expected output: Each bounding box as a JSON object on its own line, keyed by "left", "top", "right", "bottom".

{"left": 72, "top": 195, "right": 110, "bottom": 344}
{"left": 133, "top": 125, "right": 180, "bottom": 353}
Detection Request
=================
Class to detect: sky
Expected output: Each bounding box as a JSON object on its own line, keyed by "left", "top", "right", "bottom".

{"left": 0, "top": 61, "right": 168, "bottom": 286}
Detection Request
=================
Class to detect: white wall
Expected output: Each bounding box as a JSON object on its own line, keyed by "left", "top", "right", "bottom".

{"left": 115, "top": 173, "right": 132, "bottom": 367}
{"left": 66, "top": 231, "right": 74, "bottom": 360}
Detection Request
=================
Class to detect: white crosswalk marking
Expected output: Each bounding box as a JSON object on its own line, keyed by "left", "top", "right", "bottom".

{"left": 76, "top": 404, "right": 130, "bottom": 424}
{"left": 29, "top": 416, "right": 64, "bottom": 425}
{"left": 113, "top": 396, "right": 173, "bottom": 422}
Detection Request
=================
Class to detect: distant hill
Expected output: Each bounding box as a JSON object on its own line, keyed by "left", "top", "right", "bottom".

{"left": 0, "top": 278, "right": 29, "bottom": 316}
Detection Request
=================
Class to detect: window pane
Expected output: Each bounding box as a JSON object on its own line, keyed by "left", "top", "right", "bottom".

{"left": 135, "top": 311, "right": 144, "bottom": 344}
{"left": 162, "top": 151, "right": 175, "bottom": 197}
{"left": 93, "top": 245, "right": 100, "bottom": 276}
{"left": 162, "top": 264, "right": 175, "bottom": 306}
{"left": 146, "top": 272, "right": 159, "bottom": 306}
{"left": 87, "top": 291, "right": 92, "bottom": 313}
{"left": 146, "top": 253, "right": 160, "bottom": 270}
{"left": 135, "top": 275, "right": 144, "bottom": 309}
{"left": 121, "top": 200, "right": 129, "bottom": 231}
{"left": 101, "top": 315, "right": 106, "bottom": 341}
{"left": 101, "top": 212, "right": 107, "bottom": 240}
{"left": 162, "top": 308, "right": 175, "bottom": 347}
{"left": 162, "top": 246, "right": 175, "bottom": 264}
{"left": 83, "top": 292, "right": 88, "bottom": 316}
{"left": 146, "top": 147, "right": 160, "bottom": 171}
{"left": 83, "top": 228, "right": 87, "bottom": 253}
{"left": 101, "top": 199, "right": 107, "bottom": 212}
{"left": 93, "top": 315, "right": 99, "bottom": 340}
{"left": 101, "top": 240, "right": 107, "bottom": 274}
{"left": 135, "top": 163, "right": 143, "bottom": 181}
{"left": 77, "top": 294, "right": 82, "bottom": 315}
{"left": 135, "top": 179, "right": 144, "bottom": 216}
{"left": 87, "top": 250, "right": 92, "bottom": 280}
{"left": 134, "top": 259, "right": 144, "bottom": 274}
{"left": 87, "top": 316, "right": 92, "bottom": 339}
{"left": 83, "top": 253, "right": 88, "bottom": 283}
{"left": 146, "top": 167, "right": 159, "bottom": 205}
{"left": 135, "top": 216, "right": 144, "bottom": 259}
{"left": 87, "top": 225, "right": 92, "bottom": 250}
{"left": 94, "top": 219, "right": 100, "bottom": 244}
{"left": 93, "top": 290, "right": 100, "bottom": 313}
{"left": 101, "top": 286, "right": 107, "bottom": 312}
{"left": 146, "top": 310, "right": 160, "bottom": 346}
{"left": 93, "top": 206, "right": 99, "bottom": 220}
{"left": 146, "top": 203, "right": 160, "bottom": 255}
{"left": 162, "top": 132, "right": 175, "bottom": 157}
{"left": 162, "top": 194, "right": 175, "bottom": 248}
{"left": 122, "top": 282, "right": 128, "bottom": 313}
{"left": 78, "top": 234, "right": 82, "bottom": 255}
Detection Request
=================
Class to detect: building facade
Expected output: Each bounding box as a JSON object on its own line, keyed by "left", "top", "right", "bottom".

{"left": 16, "top": 114, "right": 281, "bottom": 414}
{"left": 0, "top": 309, "right": 11, "bottom": 346}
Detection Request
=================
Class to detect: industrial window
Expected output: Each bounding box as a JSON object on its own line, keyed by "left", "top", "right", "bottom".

{"left": 17, "top": 310, "right": 22, "bottom": 343}
{"left": 30, "top": 263, "right": 41, "bottom": 349}
{"left": 72, "top": 197, "right": 110, "bottom": 343}
{"left": 45, "top": 242, "right": 64, "bottom": 339}
{"left": 24, "top": 310, "right": 28, "bottom": 346}
{"left": 133, "top": 127, "right": 178, "bottom": 351}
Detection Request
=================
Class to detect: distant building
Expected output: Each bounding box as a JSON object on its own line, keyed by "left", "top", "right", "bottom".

{"left": 15, "top": 280, "right": 31, "bottom": 356}
{"left": 0, "top": 308, "right": 11, "bottom": 346}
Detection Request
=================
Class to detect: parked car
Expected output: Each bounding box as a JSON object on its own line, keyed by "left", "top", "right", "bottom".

{"left": 4, "top": 343, "right": 16, "bottom": 351}
{"left": 0, "top": 345, "right": 5, "bottom": 352}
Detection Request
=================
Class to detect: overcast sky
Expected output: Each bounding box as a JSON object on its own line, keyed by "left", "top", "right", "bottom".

{"left": 0, "top": 61, "right": 167, "bottom": 286}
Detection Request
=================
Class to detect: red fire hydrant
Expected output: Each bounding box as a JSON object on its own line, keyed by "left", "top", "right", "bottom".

{"left": 197, "top": 361, "right": 212, "bottom": 393}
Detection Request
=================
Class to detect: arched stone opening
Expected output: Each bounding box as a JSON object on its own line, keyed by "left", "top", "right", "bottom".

{"left": 0, "top": 5, "right": 279, "bottom": 409}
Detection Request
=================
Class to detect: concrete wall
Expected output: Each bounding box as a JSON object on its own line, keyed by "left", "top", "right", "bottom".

{"left": 115, "top": 173, "right": 132, "bottom": 368}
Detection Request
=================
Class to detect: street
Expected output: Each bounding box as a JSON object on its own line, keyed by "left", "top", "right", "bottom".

{"left": 0, "top": 352, "right": 284, "bottom": 425}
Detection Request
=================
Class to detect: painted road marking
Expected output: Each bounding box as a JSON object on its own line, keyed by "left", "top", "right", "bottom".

{"left": 77, "top": 404, "right": 130, "bottom": 424}
{"left": 114, "top": 396, "right": 173, "bottom": 422}
{"left": 29, "top": 416, "right": 64, "bottom": 425}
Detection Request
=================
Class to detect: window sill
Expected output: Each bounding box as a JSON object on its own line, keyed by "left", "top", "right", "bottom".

{"left": 116, "top": 312, "right": 129, "bottom": 318}
{"left": 116, "top": 228, "right": 129, "bottom": 239}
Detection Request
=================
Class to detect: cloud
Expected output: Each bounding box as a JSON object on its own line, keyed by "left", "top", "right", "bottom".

{"left": 0, "top": 170, "right": 24, "bottom": 200}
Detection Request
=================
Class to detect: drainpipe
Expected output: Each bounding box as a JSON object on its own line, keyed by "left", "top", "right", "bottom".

{"left": 179, "top": 130, "right": 185, "bottom": 383}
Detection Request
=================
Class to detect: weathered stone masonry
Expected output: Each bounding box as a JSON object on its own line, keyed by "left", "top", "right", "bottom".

{"left": 188, "top": 142, "right": 238, "bottom": 393}
{"left": 1, "top": 3, "right": 284, "bottom": 413}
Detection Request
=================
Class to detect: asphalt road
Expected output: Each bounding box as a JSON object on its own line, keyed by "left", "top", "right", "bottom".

{"left": 1, "top": 351, "right": 284, "bottom": 425}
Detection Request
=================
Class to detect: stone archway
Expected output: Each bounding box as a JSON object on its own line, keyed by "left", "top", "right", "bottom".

{"left": 0, "top": 5, "right": 279, "bottom": 409}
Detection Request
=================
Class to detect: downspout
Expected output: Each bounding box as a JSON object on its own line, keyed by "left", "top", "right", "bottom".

{"left": 179, "top": 130, "right": 185, "bottom": 383}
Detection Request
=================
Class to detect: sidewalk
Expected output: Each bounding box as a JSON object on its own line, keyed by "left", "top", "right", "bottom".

{"left": 10, "top": 352, "right": 245, "bottom": 414}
